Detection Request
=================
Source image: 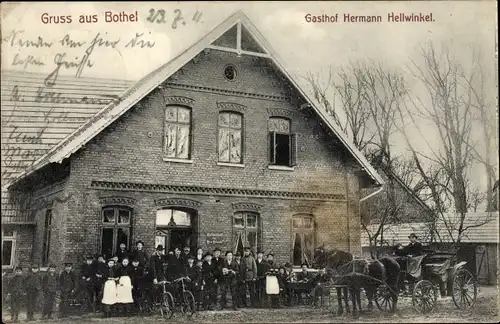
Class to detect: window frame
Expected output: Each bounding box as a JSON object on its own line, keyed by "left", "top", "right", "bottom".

{"left": 163, "top": 105, "right": 193, "bottom": 161}
{"left": 41, "top": 209, "right": 53, "bottom": 266}
{"left": 268, "top": 117, "right": 297, "bottom": 168}
{"left": 100, "top": 206, "right": 133, "bottom": 258}
{"left": 217, "top": 111, "right": 244, "bottom": 165}
{"left": 291, "top": 214, "right": 316, "bottom": 266}
{"left": 233, "top": 211, "right": 261, "bottom": 254}
{"left": 2, "top": 229, "right": 17, "bottom": 269}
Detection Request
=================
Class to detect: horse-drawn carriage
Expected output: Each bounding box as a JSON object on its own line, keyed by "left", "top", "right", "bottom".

{"left": 375, "top": 249, "right": 478, "bottom": 314}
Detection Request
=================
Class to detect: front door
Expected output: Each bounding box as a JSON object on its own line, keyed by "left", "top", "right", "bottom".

{"left": 169, "top": 229, "right": 193, "bottom": 251}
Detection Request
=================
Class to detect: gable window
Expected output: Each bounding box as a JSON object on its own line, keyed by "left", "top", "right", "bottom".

{"left": 269, "top": 117, "right": 297, "bottom": 167}
{"left": 218, "top": 112, "right": 243, "bottom": 164}
{"left": 101, "top": 207, "right": 132, "bottom": 259}
{"left": 292, "top": 214, "right": 315, "bottom": 266}
{"left": 2, "top": 228, "right": 16, "bottom": 268}
{"left": 164, "top": 106, "right": 192, "bottom": 160}
{"left": 41, "top": 209, "right": 53, "bottom": 266}
{"left": 233, "top": 212, "right": 261, "bottom": 256}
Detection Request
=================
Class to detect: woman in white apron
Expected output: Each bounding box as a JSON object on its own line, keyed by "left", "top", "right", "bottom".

{"left": 102, "top": 259, "right": 119, "bottom": 317}
{"left": 266, "top": 268, "right": 280, "bottom": 308}
{"left": 116, "top": 257, "right": 134, "bottom": 314}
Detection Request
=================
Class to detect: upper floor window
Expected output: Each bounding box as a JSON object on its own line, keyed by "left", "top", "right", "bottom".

{"left": 164, "top": 106, "right": 192, "bottom": 160}
{"left": 292, "top": 214, "right": 315, "bottom": 266}
{"left": 2, "top": 228, "right": 16, "bottom": 268}
{"left": 101, "top": 207, "right": 132, "bottom": 259}
{"left": 233, "top": 212, "right": 261, "bottom": 256}
{"left": 269, "top": 117, "right": 297, "bottom": 167}
{"left": 218, "top": 112, "right": 243, "bottom": 164}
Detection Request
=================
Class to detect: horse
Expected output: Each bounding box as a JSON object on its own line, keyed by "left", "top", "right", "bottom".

{"left": 313, "top": 245, "right": 401, "bottom": 317}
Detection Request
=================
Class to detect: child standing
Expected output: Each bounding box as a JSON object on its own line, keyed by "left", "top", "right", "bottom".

{"left": 116, "top": 258, "right": 134, "bottom": 314}
{"left": 25, "top": 264, "right": 41, "bottom": 321}
{"left": 42, "top": 264, "right": 58, "bottom": 319}
{"left": 130, "top": 258, "right": 145, "bottom": 311}
{"left": 7, "top": 266, "right": 24, "bottom": 322}
{"left": 101, "top": 258, "right": 119, "bottom": 317}
{"left": 59, "top": 262, "right": 77, "bottom": 318}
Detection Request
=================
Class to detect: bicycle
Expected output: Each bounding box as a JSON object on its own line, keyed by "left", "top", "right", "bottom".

{"left": 153, "top": 280, "right": 175, "bottom": 319}
{"left": 170, "top": 276, "right": 196, "bottom": 317}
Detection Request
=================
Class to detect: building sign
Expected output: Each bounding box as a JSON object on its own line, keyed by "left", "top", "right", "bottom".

{"left": 206, "top": 232, "right": 225, "bottom": 245}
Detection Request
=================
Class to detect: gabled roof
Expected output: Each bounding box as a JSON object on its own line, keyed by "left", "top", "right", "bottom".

{"left": 6, "top": 10, "right": 384, "bottom": 188}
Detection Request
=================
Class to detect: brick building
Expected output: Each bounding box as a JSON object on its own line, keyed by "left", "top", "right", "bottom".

{"left": 3, "top": 11, "right": 384, "bottom": 268}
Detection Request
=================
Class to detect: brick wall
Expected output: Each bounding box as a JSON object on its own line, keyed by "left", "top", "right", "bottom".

{"left": 52, "top": 49, "right": 366, "bottom": 263}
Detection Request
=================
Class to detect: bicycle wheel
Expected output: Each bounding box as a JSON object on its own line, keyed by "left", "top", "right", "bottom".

{"left": 182, "top": 290, "right": 196, "bottom": 317}
{"left": 160, "top": 291, "right": 175, "bottom": 319}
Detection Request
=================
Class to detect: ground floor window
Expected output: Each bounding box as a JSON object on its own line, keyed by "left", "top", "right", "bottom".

{"left": 292, "top": 214, "right": 315, "bottom": 266}
{"left": 100, "top": 207, "right": 132, "bottom": 258}
{"left": 155, "top": 208, "right": 196, "bottom": 253}
{"left": 2, "top": 228, "right": 16, "bottom": 268}
{"left": 233, "top": 212, "right": 261, "bottom": 255}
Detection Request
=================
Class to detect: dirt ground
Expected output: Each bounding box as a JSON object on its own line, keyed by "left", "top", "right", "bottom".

{"left": 2, "top": 286, "right": 498, "bottom": 323}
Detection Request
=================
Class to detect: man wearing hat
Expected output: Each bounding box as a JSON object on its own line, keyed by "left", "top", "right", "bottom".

{"left": 241, "top": 247, "right": 257, "bottom": 307}
{"left": 402, "top": 233, "right": 424, "bottom": 257}
{"left": 202, "top": 252, "right": 216, "bottom": 310}
{"left": 42, "top": 264, "right": 58, "bottom": 319}
{"left": 7, "top": 266, "right": 24, "bottom": 322}
{"left": 181, "top": 245, "right": 193, "bottom": 266}
{"left": 212, "top": 247, "right": 224, "bottom": 305}
{"left": 233, "top": 253, "right": 244, "bottom": 308}
{"left": 150, "top": 245, "right": 166, "bottom": 285}
{"left": 26, "top": 263, "right": 42, "bottom": 321}
{"left": 59, "top": 262, "right": 77, "bottom": 318}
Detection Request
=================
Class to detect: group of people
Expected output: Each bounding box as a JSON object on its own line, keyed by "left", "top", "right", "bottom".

{"left": 5, "top": 240, "right": 329, "bottom": 321}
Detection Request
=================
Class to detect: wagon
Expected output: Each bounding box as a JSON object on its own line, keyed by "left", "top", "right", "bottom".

{"left": 374, "top": 250, "right": 478, "bottom": 314}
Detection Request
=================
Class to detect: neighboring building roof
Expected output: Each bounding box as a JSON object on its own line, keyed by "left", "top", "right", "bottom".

{"left": 1, "top": 71, "right": 133, "bottom": 218}
{"left": 361, "top": 212, "right": 499, "bottom": 246}
{"left": 5, "top": 10, "right": 384, "bottom": 189}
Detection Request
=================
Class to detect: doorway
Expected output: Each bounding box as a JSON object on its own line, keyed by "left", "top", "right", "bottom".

{"left": 169, "top": 229, "right": 193, "bottom": 251}
{"left": 155, "top": 208, "right": 198, "bottom": 253}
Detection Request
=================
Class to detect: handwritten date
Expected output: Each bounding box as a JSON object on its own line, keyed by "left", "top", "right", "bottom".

{"left": 146, "top": 9, "right": 202, "bottom": 29}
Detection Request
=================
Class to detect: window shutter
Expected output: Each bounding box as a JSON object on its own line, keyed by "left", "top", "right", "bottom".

{"left": 289, "top": 133, "right": 298, "bottom": 167}
{"left": 269, "top": 131, "right": 277, "bottom": 164}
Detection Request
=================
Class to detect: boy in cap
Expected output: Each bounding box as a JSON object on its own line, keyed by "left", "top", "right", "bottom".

{"left": 241, "top": 247, "right": 257, "bottom": 307}
{"left": 81, "top": 255, "right": 97, "bottom": 309}
{"left": 130, "top": 258, "right": 145, "bottom": 311}
{"left": 195, "top": 259, "right": 204, "bottom": 310}
{"left": 59, "top": 262, "right": 77, "bottom": 318}
{"left": 185, "top": 256, "right": 202, "bottom": 309}
{"left": 7, "top": 266, "right": 24, "bottom": 322}
{"left": 42, "top": 264, "right": 58, "bottom": 319}
{"left": 94, "top": 254, "right": 107, "bottom": 308}
{"left": 26, "top": 263, "right": 41, "bottom": 321}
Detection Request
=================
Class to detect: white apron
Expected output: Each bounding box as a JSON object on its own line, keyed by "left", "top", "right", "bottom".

{"left": 116, "top": 276, "right": 134, "bottom": 304}
{"left": 266, "top": 275, "right": 279, "bottom": 295}
{"left": 102, "top": 279, "right": 117, "bottom": 305}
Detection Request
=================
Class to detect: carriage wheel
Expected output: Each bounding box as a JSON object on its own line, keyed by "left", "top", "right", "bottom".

{"left": 160, "top": 291, "right": 175, "bottom": 319}
{"left": 452, "top": 268, "right": 477, "bottom": 309}
{"left": 412, "top": 280, "right": 437, "bottom": 314}
{"left": 374, "top": 285, "right": 394, "bottom": 312}
{"left": 182, "top": 290, "right": 196, "bottom": 317}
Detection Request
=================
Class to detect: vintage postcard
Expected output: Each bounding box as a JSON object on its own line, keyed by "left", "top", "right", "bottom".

{"left": 1, "top": 1, "right": 498, "bottom": 323}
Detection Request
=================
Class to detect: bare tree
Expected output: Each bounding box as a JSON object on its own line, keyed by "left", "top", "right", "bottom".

{"left": 304, "top": 61, "right": 417, "bottom": 256}
{"left": 400, "top": 41, "right": 495, "bottom": 244}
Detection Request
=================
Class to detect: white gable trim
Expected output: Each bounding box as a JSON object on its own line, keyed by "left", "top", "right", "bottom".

{"left": 7, "top": 10, "right": 384, "bottom": 188}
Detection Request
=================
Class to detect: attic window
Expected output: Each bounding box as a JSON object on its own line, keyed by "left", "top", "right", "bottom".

{"left": 224, "top": 65, "right": 237, "bottom": 81}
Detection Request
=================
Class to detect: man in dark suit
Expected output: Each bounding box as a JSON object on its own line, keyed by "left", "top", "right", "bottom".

{"left": 181, "top": 246, "right": 193, "bottom": 266}
{"left": 402, "top": 233, "right": 424, "bottom": 256}
{"left": 150, "top": 245, "right": 166, "bottom": 284}
{"left": 116, "top": 243, "right": 130, "bottom": 263}
{"left": 255, "top": 250, "right": 268, "bottom": 307}
{"left": 42, "top": 264, "right": 58, "bottom": 319}
{"left": 212, "top": 247, "right": 224, "bottom": 306}
{"left": 202, "top": 252, "right": 216, "bottom": 310}
{"left": 167, "top": 247, "right": 185, "bottom": 281}
{"left": 26, "top": 264, "right": 42, "bottom": 321}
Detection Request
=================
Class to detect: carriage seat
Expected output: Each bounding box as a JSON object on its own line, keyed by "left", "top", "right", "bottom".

{"left": 424, "top": 259, "right": 451, "bottom": 282}
{"left": 407, "top": 255, "right": 426, "bottom": 278}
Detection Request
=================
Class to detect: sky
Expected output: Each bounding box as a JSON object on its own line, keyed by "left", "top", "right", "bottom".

{"left": 1, "top": 1, "right": 498, "bottom": 194}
